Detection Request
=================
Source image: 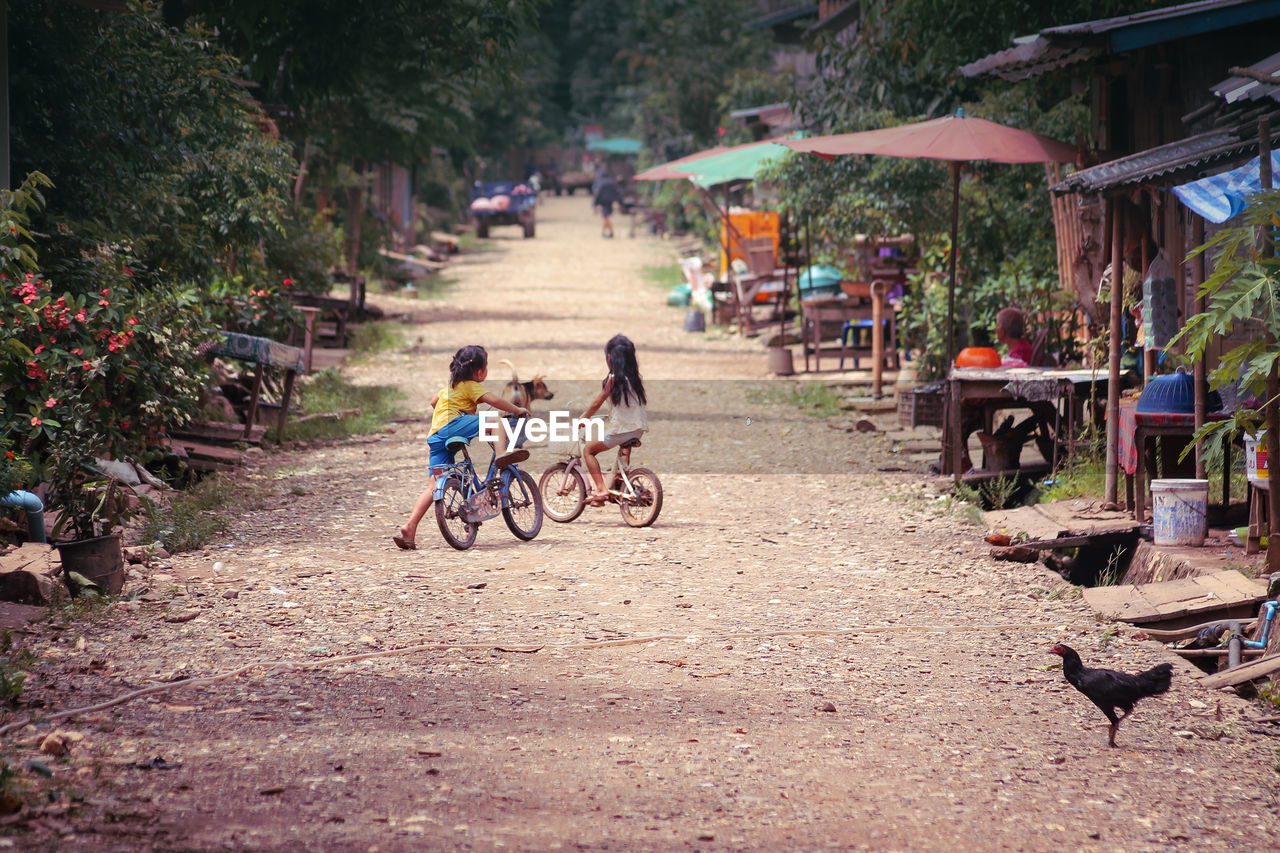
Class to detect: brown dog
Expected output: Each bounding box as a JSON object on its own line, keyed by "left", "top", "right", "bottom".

{"left": 497, "top": 359, "right": 554, "bottom": 408}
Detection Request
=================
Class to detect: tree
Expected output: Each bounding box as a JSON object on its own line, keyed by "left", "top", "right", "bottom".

{"left": 10, "top": 1, "right": 297, "bottom": 291}
{"left": 176, "top": 0, "right": 541, "bottom": 271}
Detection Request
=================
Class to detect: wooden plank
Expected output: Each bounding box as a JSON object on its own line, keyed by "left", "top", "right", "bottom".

{"left": 164, "top": 437, "right": 244, "bottom": 465}
{"left": 1083, "top": 570, "right": 1267, "bottom": 624}
{"left": 1020, "top": 531, "right": 1136, "bottom": 550}
{"left": 172, "top": 421, "right": 267, "bottom": 445}
{"left": 983, "top": 505, "right": 1068, "bottom": 541}
{"left": 1199, "top": 653, "right": 1280, "bottom": 689}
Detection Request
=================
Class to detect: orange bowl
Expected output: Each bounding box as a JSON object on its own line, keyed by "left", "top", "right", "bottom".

{"left": 955, "top": 346, "right": 1001, "bottom": 368}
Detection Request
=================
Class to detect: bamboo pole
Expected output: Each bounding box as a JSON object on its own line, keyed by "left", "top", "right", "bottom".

{"left": 1193, "top": 216, "right": 1207, "bottom": 480}
{"left": 1105, "top": 197, "right": 1123, "bottom": 506}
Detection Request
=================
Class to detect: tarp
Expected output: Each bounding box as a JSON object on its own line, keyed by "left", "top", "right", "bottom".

{"left": 1170, "top": 150, "right": 1280, "bottom": 222}
{"left": 586, "top": 137, "right": 643, "bottom": 154}
{"left": 679, "top": 142, "right": 792, "bottom": 188}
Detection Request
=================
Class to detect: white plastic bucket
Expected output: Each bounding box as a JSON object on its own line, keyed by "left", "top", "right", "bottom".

{"left": 1245, "top": 431, "right": 1268, "bottom": 485}
{"left": 1151, "top": 478, "right": 1209, "bottom": 546}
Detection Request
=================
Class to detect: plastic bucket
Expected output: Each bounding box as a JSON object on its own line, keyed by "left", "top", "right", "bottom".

{"left": 1245, "top": 431, "right": 1268, "bottom": 485}
{"left": 1151, "top": 478, "right": 1209, "bottom": 546}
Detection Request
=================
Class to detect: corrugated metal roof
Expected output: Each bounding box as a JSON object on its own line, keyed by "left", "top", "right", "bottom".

{"left": 960, "top": 0, "right": 1280, "bottom": 81}
{"left": 1051, "top": 107, "right": 1280, "bottom": 194}
{"left": 1213, "top": 51, "right": 1280, "bottom": 104}
{"left": 745, "top": 4, "right": 818, "bottom": 31}
{"left": 805, "top": 1, "right": 861, "bottom": 36}
{"left": 958, "top": 40, "right": 1098, "bottom": 82}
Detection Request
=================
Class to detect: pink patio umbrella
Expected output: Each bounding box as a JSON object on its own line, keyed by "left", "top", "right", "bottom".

{"left": 781, "top": 111, "right": 1077, "bottom": 366}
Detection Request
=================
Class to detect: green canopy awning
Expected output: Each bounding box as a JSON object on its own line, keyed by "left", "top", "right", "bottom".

{"left": 679, "top": 141, "right": 791, "bottom": 187}
{"left": 587, "top": 137, "right": 644, "bottom": 155}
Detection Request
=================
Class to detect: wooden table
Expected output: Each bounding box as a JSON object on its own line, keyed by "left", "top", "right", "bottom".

{"left": 944, "top": 367, "right": 1107, "bottom": 481}
{"left": 800, "top": 296, "right": 897, "bottom": 384}
{"left": 1118, "top": 402, "right": 1230, "bottom": 523}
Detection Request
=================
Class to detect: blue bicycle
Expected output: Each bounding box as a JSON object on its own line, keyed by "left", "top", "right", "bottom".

{"left": 433, "top": 416, "right": 543, "bottom": 550}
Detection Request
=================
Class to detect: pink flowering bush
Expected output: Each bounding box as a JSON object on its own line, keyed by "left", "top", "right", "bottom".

{"left": 1, "top": 175, "right": 212, "bottom": 539}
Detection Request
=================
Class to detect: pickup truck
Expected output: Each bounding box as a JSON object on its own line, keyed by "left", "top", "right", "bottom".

{"left": 555, "top": 169, "right": 594, "bottom": 196}
{"left": 469, "top": 181, "right": 536, "bottom": 238}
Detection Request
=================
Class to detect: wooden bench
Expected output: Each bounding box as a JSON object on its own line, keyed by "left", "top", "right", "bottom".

{"left": 209, "top": 332, "right": 306, "bottom": 441}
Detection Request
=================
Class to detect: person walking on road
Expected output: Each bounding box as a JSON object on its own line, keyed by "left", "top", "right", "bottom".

{"left": 592, "top": 170, "right": 623, "bottom": 238}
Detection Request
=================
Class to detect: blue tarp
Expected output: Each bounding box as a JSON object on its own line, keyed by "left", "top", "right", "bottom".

{"left": 1171, "top": 150, "right": 1280, "bottom": 223}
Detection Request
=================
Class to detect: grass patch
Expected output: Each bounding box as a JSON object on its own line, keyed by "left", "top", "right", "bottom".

{"left": 0, "top": 631, "right": 34, "bottom": 703}
{"left": 1039, "top": 452, "right": 1105, "bottom": 503}
{"left": 748, "top": 381, "right": 847, "bottom": 418}
{"left": 288, "top": 368, "right": 405, "bottom": 443}
{"left": 347, "top": 321, "right": 404, "bottom": 354}
{"left": 139, "top": 473, "right": 239, "bottom": 554}
{"left": 641, "top": 262, "right": 683, "bottom": 291}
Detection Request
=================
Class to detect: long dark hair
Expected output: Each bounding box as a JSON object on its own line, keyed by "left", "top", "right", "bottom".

{"left": 449, "top": 345, "right": 488, "bottom": 387}
{"left": 605, "top": 334, "right": 645, "bottom": 406}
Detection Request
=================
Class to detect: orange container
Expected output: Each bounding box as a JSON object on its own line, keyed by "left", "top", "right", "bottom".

{"left": 954, "top": 347, "right": 1001, "bottom": 368}
{"left": 720, "top": 211, "right": 779, "bottom": 275}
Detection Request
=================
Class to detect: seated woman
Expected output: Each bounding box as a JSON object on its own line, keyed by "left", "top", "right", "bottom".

{"left": 995, "top": 307, "right": 1034, "bottom": 366}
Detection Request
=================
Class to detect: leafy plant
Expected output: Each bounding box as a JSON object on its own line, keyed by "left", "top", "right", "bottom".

{"left": 1172, "top": 190, "right": 1280, "bottom": 470}
{"left": 140, "top": 473, "right": 236, "bottom": 555}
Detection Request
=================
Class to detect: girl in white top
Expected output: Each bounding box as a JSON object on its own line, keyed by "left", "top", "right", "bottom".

{"left": 582, "top": 334, "right": 648, "bottom": 505}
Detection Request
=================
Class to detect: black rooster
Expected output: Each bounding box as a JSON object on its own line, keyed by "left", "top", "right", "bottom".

{"left": 1050, "top": 644, "right": 1174, "bottom": 747}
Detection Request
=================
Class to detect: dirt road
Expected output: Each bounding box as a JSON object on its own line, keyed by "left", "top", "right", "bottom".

{"left": 6, "top": 196, "right": 1279, "bottom": 851}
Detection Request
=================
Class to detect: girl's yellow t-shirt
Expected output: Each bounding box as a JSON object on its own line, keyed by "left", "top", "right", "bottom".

{"left": 429, "top": 380, "right": 486, "bottom": 436}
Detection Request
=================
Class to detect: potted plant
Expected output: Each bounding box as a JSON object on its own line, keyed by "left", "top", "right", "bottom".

{"left": 43, "top": 426, "right": 134, "bottom": 595}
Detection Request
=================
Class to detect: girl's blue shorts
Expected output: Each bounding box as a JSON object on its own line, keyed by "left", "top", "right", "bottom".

{"left": 427, "top": 414, "right": 481, "bottom": 469}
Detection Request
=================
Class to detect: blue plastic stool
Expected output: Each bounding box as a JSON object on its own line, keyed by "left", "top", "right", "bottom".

{"left": 839, "top": 318, "right": 905, "bottom": 369}
{"left": 840, "top": 320, "right": 882, "bottom": 369}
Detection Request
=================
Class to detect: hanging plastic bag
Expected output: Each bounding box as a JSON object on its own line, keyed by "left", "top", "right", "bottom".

{"left": 1142, "top": 249, "right": 1177, "bottom": 350}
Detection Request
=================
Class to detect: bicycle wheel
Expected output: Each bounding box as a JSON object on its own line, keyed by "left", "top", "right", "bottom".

{"left": 619, "top": 466, "right": 663, "bottom": 528}
{"left": 538, "top": 462, "right": 587, "bottom": 522}
{"left": 502, "top": 469, "right": 543, "bottom": 540}
{"left": 435, "top": 477, "right": 477, "bottom": 550}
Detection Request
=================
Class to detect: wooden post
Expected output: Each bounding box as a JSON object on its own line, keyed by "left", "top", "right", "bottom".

{"left": 1105, "top": 197, "right": 1124, "bottom": 506}
{"left": 871, "top": 280, "right": 885, "bottom": 398}
{"left": 1193, "top": 216, "right": 1207, "bottom": 480}
{"left": 1259, "top": 117, "right": 1280, "bottom": 575}
{"left": 946, "top": 161, "right": 961, "bottom": 369}
{"left": 298, "top": 306, "right": 321, "bottom": 373}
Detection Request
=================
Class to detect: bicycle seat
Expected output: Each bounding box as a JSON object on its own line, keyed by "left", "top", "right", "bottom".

{"left": 619, "top": 438, "right": 642, "bottom": 449}
{"left": 445, "top": 436, "right": 470, "bottom": 451}
{"left": 494, "top": 448, "right": 530, "bottom": 468}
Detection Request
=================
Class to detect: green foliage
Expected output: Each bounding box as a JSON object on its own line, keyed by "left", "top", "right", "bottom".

{"left": 140, "top": 474, "right": 236, "bottom": 555}
{"left": 1172, "top": 191, "right": 1280, "bottom": 467}
{"left": 1040, "top": 453, "right": 1106, "bottom": 504}
{"left": 206, "top": 277, "right": 301, "bottom": 341}
{"left": 10, "top": 2, "right": 299, "bottom": 290}
{"left": 0, "top": 232, "right": 211, "bottom": 539}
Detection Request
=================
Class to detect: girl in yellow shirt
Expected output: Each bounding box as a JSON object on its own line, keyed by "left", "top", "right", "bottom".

{"left": 394, "top": 345, "right": 528, "bottom": 549}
